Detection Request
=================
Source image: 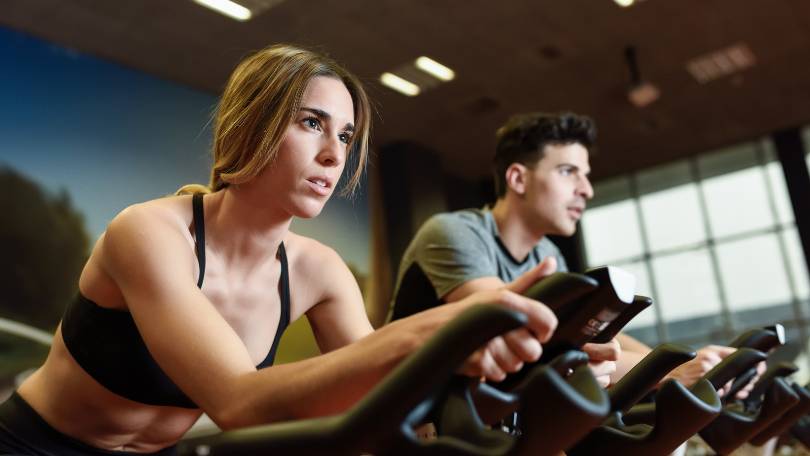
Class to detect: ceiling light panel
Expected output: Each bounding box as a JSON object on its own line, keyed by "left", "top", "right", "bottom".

{"left": 415, "top": 56, "right": 455, "bottom": 81}
{"left": 380, "top": 73, "right": 420, "bottom": 97}
{"left": 686, "top": 43, "right": 756, "bottom": 84}
{"left": 192, "top": 0, "right": 286, "bottom": 21}
{"left": 380, "top": 56, "right": 456, "bottom": 97}
{"left": 193, "top": 0, "right": 252, "bottom": 20}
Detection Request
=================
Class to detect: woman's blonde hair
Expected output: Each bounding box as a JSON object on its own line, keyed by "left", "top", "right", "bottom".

{"left": 177, "top": 44, "right": 371, "bottom": 196}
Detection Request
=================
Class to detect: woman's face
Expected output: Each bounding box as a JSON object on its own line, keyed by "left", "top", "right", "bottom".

{"left": 258, "top": 76, "right": 355, "bottom": 219}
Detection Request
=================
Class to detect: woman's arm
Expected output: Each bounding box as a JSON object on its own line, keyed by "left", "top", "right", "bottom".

{"left": 101, "top": 206, "right": 556, "bottom": 430}
{"left": 298, "top": 240, "right": 374, "bottom": 352}
{"left": 103, "top": 206, "right": 407, "bottom": 427}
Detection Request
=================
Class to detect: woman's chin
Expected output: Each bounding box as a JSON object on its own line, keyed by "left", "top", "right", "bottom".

{"left": 292, "top": 203, "right": 326, "bottom": 219}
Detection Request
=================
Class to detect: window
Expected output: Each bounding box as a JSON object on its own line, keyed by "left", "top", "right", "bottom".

{"left": 784, "top": 227, "right": 810, "bottom": 300}
{"left": 640, "top": 184, "right": 706, "bottom": 252}
{"left": 651, "top": 249, "right": 722, "bottom": 321}
{"left": 700, "top": 167, "right": 774, "bottom": 238}
{"left": 715, "top": 234, "right": 792, "bottom": 311}
{"left": 582, "top": 200, "right": 644, "bottom": 265}
{"left": 580, "top": 136, "right": 810, "bottom": 350}
{"left": 766, "top": 161, "right": 794, "bottom": 225}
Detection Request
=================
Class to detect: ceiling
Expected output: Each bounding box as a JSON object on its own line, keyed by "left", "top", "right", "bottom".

{"left": 4, "top": 0, "right": 810, "bottom": 182}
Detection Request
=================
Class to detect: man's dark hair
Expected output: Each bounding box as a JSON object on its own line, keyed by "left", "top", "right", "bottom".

{"left": 492, "top": 112, "right": 596, "bottom": 198}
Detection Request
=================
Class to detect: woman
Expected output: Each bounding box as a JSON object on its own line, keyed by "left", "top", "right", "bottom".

{"left": 0, "top": 44, "right": 557, "bottom": 455}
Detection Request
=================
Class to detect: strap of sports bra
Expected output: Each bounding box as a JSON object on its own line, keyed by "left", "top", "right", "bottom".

{"left": 257, "top": 242, "right": 292, "bottom": 369}
{"left": 275, "top": 242, "right": 291, "bottom": 339}
{"left": 192, "top": 193, "right": 206, "bottom": 289}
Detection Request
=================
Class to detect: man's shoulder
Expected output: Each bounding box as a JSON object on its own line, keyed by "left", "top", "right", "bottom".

{"left": 405, "top": 208, "right": 495, "bottom": 259}
{"left": 421, "top": 208, "right": 490, "bottom": 234}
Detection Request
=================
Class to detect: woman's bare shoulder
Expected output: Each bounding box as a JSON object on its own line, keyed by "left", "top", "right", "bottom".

{"left": 283, "top": 232, "right": 346, "bottom": 274}
{"left": 95, "top": 196, "right": 197, "bottom": 264}
{"left": 81, "top": 195, "right": 199, "bottom": 302}
{"left": 118, "top": 195, "right": 193, "bottom": 223}
{"left": 99, "top": 195, "right": 194, "bottom": 240}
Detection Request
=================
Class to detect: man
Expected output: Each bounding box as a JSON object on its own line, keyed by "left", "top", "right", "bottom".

{"left": 388, "top": 111, "right": 742, "bottom": 389}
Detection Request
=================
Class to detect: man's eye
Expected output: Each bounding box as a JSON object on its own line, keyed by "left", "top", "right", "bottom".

{"left": 559, "top": 167, "right": 573, "bottom": 176}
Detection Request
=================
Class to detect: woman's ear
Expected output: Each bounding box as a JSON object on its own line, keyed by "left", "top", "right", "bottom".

{"left": 505, "top": 163, "right": 529, "bottom": 195}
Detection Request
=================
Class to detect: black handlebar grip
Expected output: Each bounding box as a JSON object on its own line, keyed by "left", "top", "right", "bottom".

{"left": 728, "top": 325, "right": 784, "bottom": 351}
{"left": 702, "top": 348, "right": 767, "bottom": 391}
{"left": 608, "top": 343, "right": 696, "bottom": 414}
{"left": 742, "top": 361, "right": 798, "bottom": 411}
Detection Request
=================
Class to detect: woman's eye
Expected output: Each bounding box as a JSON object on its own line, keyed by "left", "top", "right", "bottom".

{"left": 338, "top": 133, "right": 352, "bottom": 145}
{"left": 304, "top": 117, "right": 321, "bottom": 130}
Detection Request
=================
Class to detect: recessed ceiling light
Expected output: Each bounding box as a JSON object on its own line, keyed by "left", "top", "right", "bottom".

{"left": 380, "top": 73, "right": 420, "bottom": 97}
{"left": 193, "top": 0, "right": 252, "bottom": 21}
{"left": 614, "top": 0, "right": 635, "bottom": 7}
{"left": 415, "top": 56, "right": 455, "bottom": 82}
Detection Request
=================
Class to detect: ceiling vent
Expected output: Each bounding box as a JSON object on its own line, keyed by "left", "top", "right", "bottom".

{"left": 686, "top": 43, "right": 757, "bottom": 84}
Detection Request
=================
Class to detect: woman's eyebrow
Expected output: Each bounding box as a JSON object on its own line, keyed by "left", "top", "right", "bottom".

{"left": 301, "top": 106, "right": 330, "bottom": 119}
{"left": 301, "top": 106, "right": 354, "bottom": 132}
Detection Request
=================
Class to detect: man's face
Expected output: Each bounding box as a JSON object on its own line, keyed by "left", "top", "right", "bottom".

{"left": 522, "top": 142, "right": 593, "bottom": 236}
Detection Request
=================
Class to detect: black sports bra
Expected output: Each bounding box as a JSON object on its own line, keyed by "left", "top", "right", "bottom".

{"left": 61, "top": 193, "right": 291, "bottom": 408}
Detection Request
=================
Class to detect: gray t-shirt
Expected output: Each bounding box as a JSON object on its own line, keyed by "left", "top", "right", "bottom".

{"left": 389, "top": 207, "right": 567, "bottom": 321}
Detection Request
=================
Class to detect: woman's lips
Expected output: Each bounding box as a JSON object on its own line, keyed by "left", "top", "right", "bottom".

{"left": 306, "top": 178, "right": 331, "bottom": 196}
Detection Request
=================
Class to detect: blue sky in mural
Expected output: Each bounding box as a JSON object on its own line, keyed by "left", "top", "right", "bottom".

{"left": 0, "top": 26, "right": 370, "bottom": 272}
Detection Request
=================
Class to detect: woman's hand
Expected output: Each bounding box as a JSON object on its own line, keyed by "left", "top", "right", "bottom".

{"left": 455, "top": 289, "right": 558, "bottom": 381}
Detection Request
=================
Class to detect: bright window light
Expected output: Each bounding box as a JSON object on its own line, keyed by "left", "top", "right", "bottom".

{"left": 193, "top": 0, "right": 252, "bottom": 21}
{"left": 380, "top": 73, "right": 420, "bottom": 96}
{"left": 614, "top": 0, "right": 634, "bottom": 6}
{"left": 415, "top": 56, "right": 455, "bottom": 81}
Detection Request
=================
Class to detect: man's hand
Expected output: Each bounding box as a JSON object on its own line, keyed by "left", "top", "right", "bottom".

{"left": 664, "top": 345, "right": 733, "bottom": 387}
{"left": 729, "top": 359, "right": 767, "bottom": 400}
{"left": 583, "top": 339, "right": 621, "bottom": 388}
{"left": 504, "top": 257, "right": 558, "bottom": 295}
{"left": 663, "top": 345, "right": 769, "bottom": 399}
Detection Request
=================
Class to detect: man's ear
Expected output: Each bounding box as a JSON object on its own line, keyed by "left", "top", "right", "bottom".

{"left": 505, "top": 163, "right": 529, "bottom": 195}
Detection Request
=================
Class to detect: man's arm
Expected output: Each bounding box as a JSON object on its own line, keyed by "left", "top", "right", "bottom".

{"left": 612, "top": 333, "right": 651, "bottom": 383}
{"left": 443, "top": 257, "right": 558, "bottom": 302}
{"left": 615, "top": 333, "right": 764, "bottom": 398}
